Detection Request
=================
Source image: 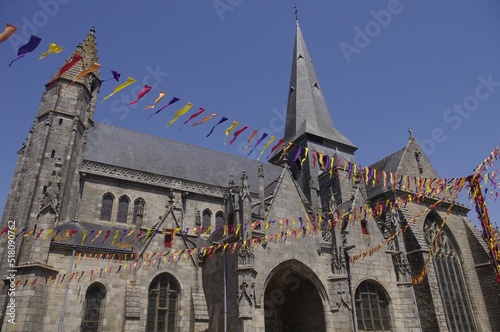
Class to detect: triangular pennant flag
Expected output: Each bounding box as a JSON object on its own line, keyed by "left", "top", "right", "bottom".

{"left": 243, "top": 129, "right": 259, "bottom": 151}
{"left": 9, "top": 34, "right": 42, "bottom": 66}
{"left": 66, "top": 63, "right": 101, "bottom": 88}
{"left": 249, "top": 133, "right": 268, "bottom": 155}
{"left": 181, "top": 107, "right": 205, "bottom": 129}
{"left": 229, "top": 125, "right": 249, "bottom": 145}
{"left": 0, "top": 23, "right": 17, "bottom": 44}
{"left": 223, "top": 121, "right": 239, "bottom": 144}
{"left": 145, "top": 91, "right": 166, "bottom": 109}
{"left": 49, "top": 54, "right": 82, "bottom": 86}
{"left": 166, "top": 102, "right": 193, "bottom": 126}
{"left": 258, "top": 136, "right": 276, "bottom": 160}
{"left": 192, "top": 112, "right": 216, "bottom": 126}
{"left": 267, "top": 138, "right": 284, "bottom": 159}
{"left": 101, "top": 70, "right": 121, "bottom": 83}
{"left": 128, "top": 84, "right": 152, "bottom": 105}
{"left": 206, "top": 117, "right": 229, "bottom": 137}
{"left": 102, "top": 77, "right": 136, "bottom": 102}
{"left": 39, "top": 43, "right": 63, "bottom": 59}
{"left": 147, "top": 97, "right": 180, "bottom": 119}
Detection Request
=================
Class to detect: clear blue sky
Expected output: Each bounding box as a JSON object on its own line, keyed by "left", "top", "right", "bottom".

{"left": 1, "top": 1, "right": 500, "bottom": 229}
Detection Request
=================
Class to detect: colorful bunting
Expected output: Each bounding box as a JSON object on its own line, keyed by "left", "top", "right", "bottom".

{"left": 166, "top": 102, "right": 193, "bottom": 127}
{"left": 147, "top": 97, "right": 180, "bottom": 119}
{"left": 39, "top": 43, "right": 63, "bottom": 59}
{"left": 248, "top": 133, "right": 268, "bottom": 155}
{"left": 128, "top": 84, "right": 152, "bottom": 105}
{"left": 49, "top": 53, "right": 82, "bottom": 87}
{"left": 223, "top": 121, "right": 239, "bottom": 144}
{"left": 229, "top": 125, "right": 249, "bottom": 145}
{"left": 206, "top": 117, "right": 229, "bottom": 137}
{"left": 0, "top": 23, "right": 17, "bottom": 44}
{"left": 193, "top": 112, "right": 217, "bottom": 126}
{"left": 181, "top": 107, "right": 205, "bottom": 129}
{"left": 258, "top": 136, "right": 276, "bottom": 160}
{"left": 101, "top": 70, "right": 121, "bottom": 83}
{"left": 66, "top": 62, "right": 101, "bottom": 87}
{"left": 145, "top": 91, "right": 166, "bottom": 109}
{"left": 9, "top": 34, "right": 42, "bottom": 66}
{"left": 267, "top": 138, "right": 284, "bottom": 159}
{"left": 243, "top": 129, "right": 259, "bottom": 151}
{"left": 102, "top": 77, "right": 136, "bottom": 102}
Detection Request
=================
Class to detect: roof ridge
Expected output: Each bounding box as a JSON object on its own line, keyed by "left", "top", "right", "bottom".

{"left": 369, "top": 146, "right": 405, "bottom": 168}
{"left": 91, "top": 122, "right": 281, "bottom": 168}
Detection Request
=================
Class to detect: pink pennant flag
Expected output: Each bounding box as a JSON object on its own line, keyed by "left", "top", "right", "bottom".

{"left": 229, "top": 125, "right": 249, "bottom": 145}
{"left": 267, "top": 138, "right": 284, "bottom": 159}
{"left": 181, "top": 107, "right": 205, "bottom": 130}
{"left": 128, "top": 85, "right": 152, "bottom": 105}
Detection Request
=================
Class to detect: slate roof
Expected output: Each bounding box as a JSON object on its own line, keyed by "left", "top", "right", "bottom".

{"left": 369, "top": 147, "right": 405, "bottom": 173}
{"left": 284, "top": 20, "right": 355, "bottom": 150}
{"left": 83, "top": 122, "right": 284, "bottom": 192}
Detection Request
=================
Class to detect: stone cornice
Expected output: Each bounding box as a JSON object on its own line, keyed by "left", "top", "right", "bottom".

{"left": 81, "top": 160, "right": 227, "bottom": 197}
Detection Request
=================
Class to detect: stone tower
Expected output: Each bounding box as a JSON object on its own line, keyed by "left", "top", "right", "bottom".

{"left": 0, "top": 28, "right": 101, "bottom": 328}
{"left": 270, "top": 19, "right": 358, "bottom": 215}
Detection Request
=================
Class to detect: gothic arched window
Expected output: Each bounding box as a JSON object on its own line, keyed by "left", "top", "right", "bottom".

{"left": 100, "top": 194, "right": 113, "bottom": 221}
{"left": 355, "top": 281, "right": 392, "bottom": 332}
{"left": 423, "top": 213, "right": 476, "bottom": 331}
{"left": 146, "top": 274, "right": 179, "bottom": 332}
{"left": 81, "top": 283, "right": 106, "bottom": 332}
{"left": 117, "top": 196, "right": 129, "bottom": 223}
{"left": 132, "top": 198, "right": 145, "bottom": 225}
{"left": 202, "top": 209, "right": 211, "bottom": 233}
{"left": 215, "top": 211, "right": 224, "bottom": 230}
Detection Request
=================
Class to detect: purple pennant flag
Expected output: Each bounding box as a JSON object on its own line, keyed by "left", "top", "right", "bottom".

{"left": 148, "top": 97, "right": 180, "bottom": 119}
{"left": 101, "top": 70, "right": 121, "bottom": 83}
{"left": 9, "top": 34, "right": 42, "bottom": 66}
{"left": 293, "top": 146, "right": 302, "bottom": 162}
{"left": 206, "top": 117, "right": 228, "bottom": 137}
{"left": 248, "top": 133, "right": 268, "bottom": 155}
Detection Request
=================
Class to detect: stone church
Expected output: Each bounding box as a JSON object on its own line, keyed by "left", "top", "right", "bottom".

{"left": 1, "top": 20, "right": 499, "bottom": 332}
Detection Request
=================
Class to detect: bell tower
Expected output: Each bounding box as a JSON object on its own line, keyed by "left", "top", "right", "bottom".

{"left": 1, "top": 27, "right": 101, "bottom": 263}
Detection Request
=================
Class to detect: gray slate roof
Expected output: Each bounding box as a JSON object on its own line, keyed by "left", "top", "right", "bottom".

{"left": 83, "top": 122, "right": 284, "bottom": 192}
{"left": 284, "top": 21, "right": 356, "bottom": 150}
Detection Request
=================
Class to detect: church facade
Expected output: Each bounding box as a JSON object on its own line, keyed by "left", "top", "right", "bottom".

{"left": 0, "top": 21, "right": 499, "bottom": 332}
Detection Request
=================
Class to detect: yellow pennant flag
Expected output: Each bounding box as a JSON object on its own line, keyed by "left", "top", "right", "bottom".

{"left": 166, "top": 102, "right": 193, "bottom": 127}
{"left": 39, "top": 43, "right": 63, "bottom": 59}
{"left": 0, "top": 23, "right": 17, "bottom": 44}
{"left": 101, "top": 77, "right": 136, "bottom": 102}
{"left": 66, "top": 63, "right": 101, "bottom": 88}
{"left": 146, "top": 91, "right": 166, "bottom": 109}
{"left": 223, "top": 121, "right": 239, "bottom": 144}
{"left": 257, "top": 136, "right": 276, "bottom": 160}
{"left": 300, "top": 147, "right": 309, "bottom": 165}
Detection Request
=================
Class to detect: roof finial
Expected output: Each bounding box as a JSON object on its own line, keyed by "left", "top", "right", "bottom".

{"left": 294, "top": 4, "right": 298, "bottom": 21}
{"left": 408, "top": 128, "right": 414, "bottom": 140}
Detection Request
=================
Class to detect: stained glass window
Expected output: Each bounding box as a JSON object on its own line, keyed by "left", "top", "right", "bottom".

{"left": 117, "top": 196, "right": 129, "bottom": 223}
{"left": 355, "top": 282, "right": 392, "bottom": 331}
{"left": 100, "top": 194, "right": 113, "bottom": 221}
{"left": 146, "top": 274, "right": 179, "bottom": 332}
{"left": 82, "top": 284, "right": 105, "bottom": 332}
{"left": 423, "top": 213, "right": 476, "bottom": 332}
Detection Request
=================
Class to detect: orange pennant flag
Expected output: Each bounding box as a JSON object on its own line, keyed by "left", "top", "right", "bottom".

{"left": 243, "top": 129, "right": 259, "bottom": 151}
{"left": 192, "top": 113, "right": 217, "bottom": 126}
{"left": 66, "top": 63, "right": 101, "bottom": 88}
{"left": 145, "top": 91, "right": 166, "bottom": 110}
{"left": 0, "top": 23, "right": 17, "bottom": 44}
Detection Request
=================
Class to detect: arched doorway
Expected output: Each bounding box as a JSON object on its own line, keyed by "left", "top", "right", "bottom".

{"left": 264, "top": 263, "right": 326, "bottom": 332}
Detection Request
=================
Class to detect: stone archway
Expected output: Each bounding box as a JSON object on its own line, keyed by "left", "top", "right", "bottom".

{"left": 264, "top": 265, "right": 326, "bottom": 332}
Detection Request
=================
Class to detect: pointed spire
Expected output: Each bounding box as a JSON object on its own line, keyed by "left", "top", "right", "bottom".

{"left": 284, "top": 21, "right": 356, "bottom": 151}
{"left": 48, "top": 27, "right": 100, "bottom": 87}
